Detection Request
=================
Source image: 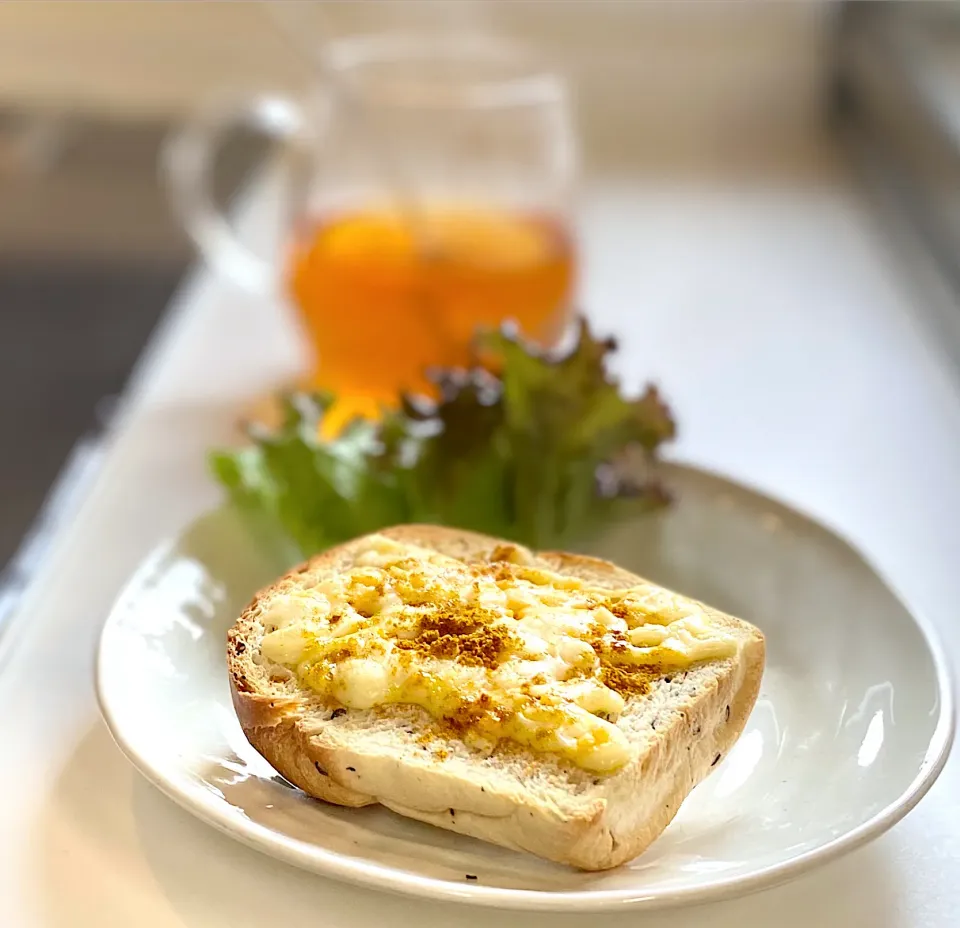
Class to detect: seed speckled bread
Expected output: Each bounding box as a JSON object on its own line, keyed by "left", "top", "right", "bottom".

{"left": 227, "top": 525, "right": 765, "bottom": 870}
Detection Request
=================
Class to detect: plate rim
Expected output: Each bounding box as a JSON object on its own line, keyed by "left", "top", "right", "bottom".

{"left": 95, "top": 465, "right": 956, "bottom": 912}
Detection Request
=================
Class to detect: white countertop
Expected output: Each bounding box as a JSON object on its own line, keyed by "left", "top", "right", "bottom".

{"left": 2, "top": 150, "right": 958, "bottom": 927}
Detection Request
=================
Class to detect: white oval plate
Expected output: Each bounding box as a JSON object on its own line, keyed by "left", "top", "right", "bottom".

{"left": 96, "top": 465, "right": 954, "bottom": 912}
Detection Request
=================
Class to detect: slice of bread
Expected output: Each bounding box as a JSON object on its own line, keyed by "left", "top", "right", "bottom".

{"left": 227, "top": 525, "right": 765, "bottom": 870}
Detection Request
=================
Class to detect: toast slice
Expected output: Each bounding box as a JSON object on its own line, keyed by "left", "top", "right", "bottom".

{"left": 227, "top": 525, "right": 765, "bottom": 870}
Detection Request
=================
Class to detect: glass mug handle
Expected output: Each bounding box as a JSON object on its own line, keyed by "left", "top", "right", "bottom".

{"left": 162, "top": 94, "right": 305, "bottom": 295}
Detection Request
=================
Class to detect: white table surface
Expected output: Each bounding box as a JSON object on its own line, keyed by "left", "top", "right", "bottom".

{"left": 2, "top": 150, "right": 958, "bottom": 927}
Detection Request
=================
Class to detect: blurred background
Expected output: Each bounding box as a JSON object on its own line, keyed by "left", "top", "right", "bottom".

{"left": 0, "top": 1, "right": 957, "bottom": 602}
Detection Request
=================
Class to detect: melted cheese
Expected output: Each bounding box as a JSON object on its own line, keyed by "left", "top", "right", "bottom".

{"left": 259, "top": 534, "right": 738, "bottom": 775}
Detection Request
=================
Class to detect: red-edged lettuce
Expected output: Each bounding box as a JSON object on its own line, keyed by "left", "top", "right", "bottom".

{"left": 211, "top": 319, "right": 675, "bottom": 555}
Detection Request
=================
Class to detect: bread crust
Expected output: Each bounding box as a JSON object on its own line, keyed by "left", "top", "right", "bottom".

{"left": 227, "top": 525, "right": 765, "bottom": 869}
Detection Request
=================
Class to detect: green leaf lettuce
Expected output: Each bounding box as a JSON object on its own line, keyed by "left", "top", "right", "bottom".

{"left": 210, "top": 318, "right": 676, "bottom": 556}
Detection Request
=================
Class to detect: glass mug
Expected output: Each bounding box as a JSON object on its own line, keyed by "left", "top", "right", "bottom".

{"left": 165, "top": 35, "right": 578, "bottom": 432}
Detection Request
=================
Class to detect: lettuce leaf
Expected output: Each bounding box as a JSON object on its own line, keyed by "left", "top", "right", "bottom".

{"left": 210, "top": 318, "right": 675, "bottom": 555}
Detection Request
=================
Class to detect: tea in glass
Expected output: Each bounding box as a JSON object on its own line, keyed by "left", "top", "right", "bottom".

{"left": 166, "top": 35, "right": 578, "bottom": 430}
{"left": 287, "top": 203, "right": 575, "bottom": 425}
